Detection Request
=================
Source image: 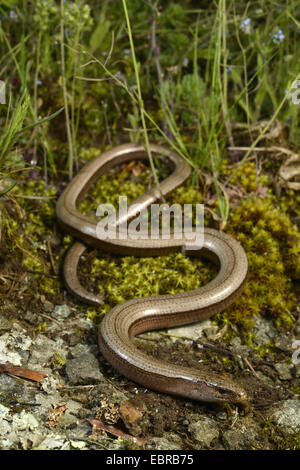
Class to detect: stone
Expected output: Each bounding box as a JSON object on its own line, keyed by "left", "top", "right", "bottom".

{"left": 149, "top": 433, "right": 183, "bottom": 450}
{"left": 51, "top": 304, "right": 71, "bottom": 320}
{"left": 0, "top": 316, "right": 11, "bottom": 332}
{"left": 230, "top": 337, "right": 251, "bottom": 357}
{"left": 65, "top": 353, "right": 104, "bottom": 385}
{"left": 222, "top": 418, "right": 261, "bottom": 450}
{"left": 24, "top": 311, "right": 38, "bottom": 324}
{"left": 70, "top": 343, "right": 98, "bottom": 358}
{"left": 268, "top": 400, "right": 300, "bottom": 434}
{"left": 222, "top": 429, "right": 241, "bottom": 449}
{"left": 33, "top": 434, "right": 67, "bottom": 450}
{"left": 43, "top": 301, "right": 54, "bottom": 313}
{"left": 188, "top": 417, "right": 219, "bottom": 447}
{"left": 203, "top": 325, "right": 219, "bottom": 339}
{"left": 252, "top": 315, "right": 277, "bottom": 345}
{"left": 167, "top": 320, "right": 212, "bottom": 340}
{"left": 70, "top": 440, "right": 87, "bottom": 449}
{"left": 274, "top": 363, "right": 293, "bottom": 381}
{"left": 274, "top": 336, "right": 294, "bottom": 353}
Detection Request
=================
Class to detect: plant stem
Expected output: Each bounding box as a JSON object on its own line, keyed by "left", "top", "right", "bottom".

{"left": 122, "top": 0, "right": 162, "bottom": 197}
{"left": 60, "top": 0, "right": 74, "bottom": 180}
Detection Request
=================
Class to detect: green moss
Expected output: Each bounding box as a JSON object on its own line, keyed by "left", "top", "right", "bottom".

{"left": 221, "top": 356, "right": 235, "bottom": 369}
{"left": 2, "top": 178, "right": 61, "bottom": 300}
{"left": 54, "top": 351, "right": 67, "bottom": 368}
{"left": 252, "top": 342, "right": 275, "bottom": 358}
{"left": 290, "top": 385, "right": 300, "bottom": 395}
{"left": 280, "top": 189, "right": 300, "bottom": 219}
{"left": 229, "top": 160, "right": 270, "bottom": 193}
{"left": 34, "top": 321, "right": 47, "bottom": 333}
{"left": 82, "top": 250, "right": 214, "bottom": 322}
{"left": 276, "top": 431, "right": 300, "bottom": 450}
{"left": 220, "top": 196, "right": 300, "bottom": 333}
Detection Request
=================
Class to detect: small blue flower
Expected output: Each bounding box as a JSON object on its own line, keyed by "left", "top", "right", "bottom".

{"left": 240, "top": 18, "right": 251, "bottom": 34}
{"left": 272, "top": 29, "right": 285, "bottom": 44}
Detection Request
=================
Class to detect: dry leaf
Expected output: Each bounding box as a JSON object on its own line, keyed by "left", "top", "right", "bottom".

{"left": 89, "top": 419, "right": 147, "bottom": 445}
{"left": 0, "top": 362, "right": 47, "bottom": 382}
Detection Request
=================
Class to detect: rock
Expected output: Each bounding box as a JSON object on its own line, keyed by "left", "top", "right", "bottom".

{"left": 65, "top": 353, "right": 104, "bottom": 385}
{"left": 274, "top": 363, "right": 293, "bottom": 380}
{"left": 43, "top": 301, "right": 54, "bottom": 313}
{"left": 12, "top": 410, "right": 39, "bottom": 431}
{"left": 59, "top": 412, "right": 79, "bottom": 429}
{"left": 188, "top": 417, "right": 219, "bottom": 447}
{"left": 0, "top": 406, "right": 42, "bottom": 450}
{"left": 28, "top": 334, "right": 68, "bottom": 370}
{"left": 51, "top": 304, "right": 71, "bottom": 320}
{"left": 268, "top": 400, "right": 300, "bottom": 434}
{"left": 255, "top": 370, "right": 275, "bottom": 387}
{"left": 252, "top": 315, "right": 277, "bottom": 345}
{"left": 167, "top": 319, "right": 212, "bottom": 340}
{"left": 24, "top": 311, "right": 38, "bottom": 324}
{"left": 203, "top": 325, "right": 219, "bottom": 339}
{"left": 0, "top": 316, "right": 11, "bottom": 332}
{"left": 58, "top": 400, "right": 83, "bottom": 430}
{"left": 294, "top": 321, "right": 300, "bottom": 337}
{"left": 222, "top": 418, "right": 261, "bottom": 450}
{"left": 39, "top": 376, "right": 62, "bottom": 395}
{"left": 216, "top": 411, "right": 227, "bottom": 421}
{"left": 149, "top": 433, "right": 183, "bottom": 450}
{"left": 0, "top": 331, "right": 29, "bottom": 365}
{"left": 230, "top": 337, "right": 251, "bottom": 357}
{"left": 274, "top": 336, "right": 294, "bottom": 353}
{"left": 70, "top": 343, "right": 98, "bottom": 358}
{"left": 222, "top": 429, "right": 241, "bottom": 449}
{"left": 65, "top": 400, "right": 83, "bottom": 415}
{"left": 0, "top": 404, "right": 10, "bottom": 419}
{"left": 32, "top": 389, "right": 64, "bottom": 416}
{"left": 33, "top": 433, "right": 67, "bottom": 450}
{"left": 70, "top": 440, "right": 87, "bottom": 449}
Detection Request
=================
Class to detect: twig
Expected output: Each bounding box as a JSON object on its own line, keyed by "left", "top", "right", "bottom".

{"left": 243, "top": 357, "right": 260, "bottom": 379}
{"left": 36, "top": 311, "right": 61, "bottom": 325}
{"left": 47, "top": 240, "right": 57, "bottom": 275}
{"left": 24, "top": 269, "right": 58, "bottom": 279}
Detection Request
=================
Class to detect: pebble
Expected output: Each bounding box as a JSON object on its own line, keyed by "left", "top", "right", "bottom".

{"left": 167, "top": 319, "right": 213, "bottom": 340}
{"left": 51, "top": 304, "right": 71, "bottom": 320}
{"left": 33, "top": 434, "right": 67, "bottom": 450}
{"left": 268, "top": 400, "right": 300, "bottom": 434}
{"left": 188, "top": 417, "right": 219, "bottom": 447}
{"left": 230, "top": 336, "right": 251, "bottom": 357}
{"left": 252, "top": 315, "right": 277, "bottom": 345}
{"left": 149, "top": 433, "right": 183, "bottom": 450}
{"left": 43, "top": 300, "right": 54, "bottom": 313}
{"left": 65, "top": 353, "right": 104, "bottom": 385}
{"left": 274, "top": 363, "right": 294, "bottom": 381}
{"left": 274, "top": 336, "right": 294, "bottom": 353}
{"left": 222, "top": 418, "right": 261, "bottom": 450}
{"left": 0, "top": 316, "right": 11, "bottom": 332}
{"left": 70, "top": 343, "right": 98, "bottom": 358}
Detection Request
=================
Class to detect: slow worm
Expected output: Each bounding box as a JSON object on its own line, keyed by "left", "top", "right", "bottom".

{"left": 57, "top": 143, "right": 248, "bottom": 404}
